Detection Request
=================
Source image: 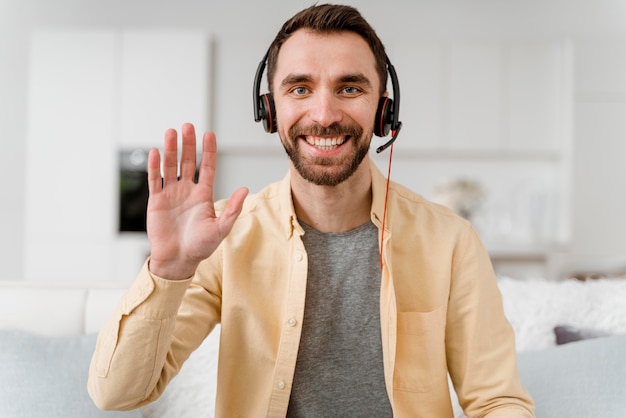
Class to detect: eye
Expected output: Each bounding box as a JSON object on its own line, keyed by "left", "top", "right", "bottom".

{"left": 341, "top": 86, "right": 362, "bottom": 95}
{"left": 291, "top": 86, "right": 309, "bottom": 95}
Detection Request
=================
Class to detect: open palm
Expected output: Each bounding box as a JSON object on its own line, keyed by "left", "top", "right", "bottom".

{"left": 146, "top": 123, "right": 248, "bottom": 280}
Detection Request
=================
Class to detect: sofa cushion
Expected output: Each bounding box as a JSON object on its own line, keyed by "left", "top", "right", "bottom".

{"left": 0, "top": 287, "right": 86, "bottom": 335}
{"left": 0, "top": 330, "right": 141, "bottom": 418}
{"left": 554, "top": 324, "right": 612, "bottom": 345}
{"left": 85, "top": 288, "right": 128, "bottom": 334}
{"left": 518, "top": 333, "right": 626, "bottom": 418}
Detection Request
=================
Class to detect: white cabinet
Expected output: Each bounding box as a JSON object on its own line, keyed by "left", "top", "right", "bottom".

{"left": 506, "top": 42, "right": 571, "bottom": 152}
{"left": 24, "top": 30, "right": 118, "bottom": 282}
{"left": 119, "top": 30, "right": 211, "bottom": 148}
{"left": 24, "top": 29, "right": 211, "bottom": 282}
{"left": 388, "top": 40, "right": 572, "bottom": 154}
{"left": 571, "top": 40, "right": 626, "bottom": 262}
{"left": 448, "top": 43, "right": 503, "bottom": 150}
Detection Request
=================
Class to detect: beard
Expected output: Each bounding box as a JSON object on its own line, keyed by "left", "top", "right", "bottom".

{"left": 281, "top": 122, "right": 371, "bottom": 186}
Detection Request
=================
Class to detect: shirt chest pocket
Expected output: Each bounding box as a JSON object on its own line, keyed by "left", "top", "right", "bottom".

{"left": 393, "top": 306, "right": 447, "bottom": 393}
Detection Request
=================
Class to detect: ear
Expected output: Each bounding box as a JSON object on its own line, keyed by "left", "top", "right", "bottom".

{"left": 374, "top": 96, "right": 393, "bottom": 137}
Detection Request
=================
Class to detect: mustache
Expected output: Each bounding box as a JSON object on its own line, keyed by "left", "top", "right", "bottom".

{"left": 288, "top": 123, "right": 363, "bottom": 138}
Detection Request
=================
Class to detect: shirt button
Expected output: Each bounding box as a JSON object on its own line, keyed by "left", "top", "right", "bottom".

{"left": 277, "top": 380, "right": 286, "bottom": 389}
{"left": 288, "top": 318, "right": 297, "bottom": 327}
{"left": 295, "top": 252, "right": 303, "bottom": 262}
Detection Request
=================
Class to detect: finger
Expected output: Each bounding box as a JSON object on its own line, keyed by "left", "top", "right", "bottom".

{"left": 162, "top": 128, "right": 179, "bottom": 187}
{"left": 147, "top": 148, "right": 162, "bottom": 194}
{"left": 180, "top": 123, "right": 197, "bottom": 181}
{"left": 197, "top": 130, "right": 218, "bottom": 191}
{"left": 218, "top": 187, "right": 249, "bottom": 237}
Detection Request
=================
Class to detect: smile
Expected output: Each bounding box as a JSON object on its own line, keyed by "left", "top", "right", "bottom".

{"left": 305, "top": 136, "right": 347, "bottom": 150}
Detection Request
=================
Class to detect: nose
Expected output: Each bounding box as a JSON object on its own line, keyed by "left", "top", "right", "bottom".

{"left": 308, "top": 90, "right": 343, "bottom": 127}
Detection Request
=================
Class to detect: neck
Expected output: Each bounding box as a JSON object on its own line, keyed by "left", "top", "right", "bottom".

{"left": 290, "top": 157, "right": 373, "bottom": 233}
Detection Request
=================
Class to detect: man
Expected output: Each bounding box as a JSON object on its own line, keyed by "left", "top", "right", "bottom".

{"left": 88, "top": 4, "right": 534, "bottom": 417}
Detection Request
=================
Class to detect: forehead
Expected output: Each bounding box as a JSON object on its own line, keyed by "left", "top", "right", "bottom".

{"left": 274, "top": 29, "right": 379, "bottom": 88}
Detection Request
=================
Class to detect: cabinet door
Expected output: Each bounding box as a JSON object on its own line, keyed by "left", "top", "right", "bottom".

{"left": 25, "top": 29, "right": 118, "bottom": 281}
{"left": 507, "top": 42, "right": 571, "bottom": 152}
{"left": 448, "top": 43, "right": 504, "bottom": 150}
{"left": 119, "top": 29, "right": 211, "bottom": 148}
{"left": 385, "top": 41, "right": 445, "bottom": 151}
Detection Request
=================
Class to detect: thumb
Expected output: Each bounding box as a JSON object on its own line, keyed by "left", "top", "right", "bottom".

{"left": 217, "top": 187, "right": 249, "bottom": 237}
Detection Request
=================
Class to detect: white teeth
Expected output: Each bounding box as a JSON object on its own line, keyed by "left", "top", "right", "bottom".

{"left": 305, "top": 136, "right": 346, "bottom": 150}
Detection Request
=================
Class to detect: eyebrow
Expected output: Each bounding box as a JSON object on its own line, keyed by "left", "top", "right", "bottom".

{"left": 339, "top": 73, "right": 373, "bottom": 88}
{"left": 279, "top": 72, "right": 374, "bottom": 90}
{"left": 280, "top": 74, "right": 312, "bottom": 89}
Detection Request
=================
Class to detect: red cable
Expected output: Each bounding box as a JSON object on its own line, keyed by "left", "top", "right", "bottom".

{"left": 379, "top": 139, "right": 394, "bottom": 270}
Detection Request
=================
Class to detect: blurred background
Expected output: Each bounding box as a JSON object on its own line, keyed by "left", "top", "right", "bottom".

{"left": 1, "top": 0, "right": 625, "bottom": 282}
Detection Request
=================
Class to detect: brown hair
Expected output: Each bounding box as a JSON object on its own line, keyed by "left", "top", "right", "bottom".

{"left": 266, "top": 4, "right": 388, "bottom": 95}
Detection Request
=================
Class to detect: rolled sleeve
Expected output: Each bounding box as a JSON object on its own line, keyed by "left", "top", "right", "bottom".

{"left": 133, "top": 261, "right": 194, "bottom": 319}
{"left": 88, "top": 259, "right": 193, "bottom": 410}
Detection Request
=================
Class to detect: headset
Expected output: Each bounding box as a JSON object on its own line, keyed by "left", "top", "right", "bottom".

{"left": 253, "top": 50, "right": 402, "bottom": 153}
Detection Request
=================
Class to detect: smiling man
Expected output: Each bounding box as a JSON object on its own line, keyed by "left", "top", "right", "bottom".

{"left": 88, "top": 4, "right": 534, "bottom": 417}
{"left": 276, "top": 30, "right": 375, "bottom": 191}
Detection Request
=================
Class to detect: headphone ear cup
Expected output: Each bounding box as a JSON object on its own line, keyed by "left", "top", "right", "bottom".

{"left": 259, "top": 93, "right": 277, "bottom": 133}
{"left": 374, "top": 97, "right": 393, "bottom": 137}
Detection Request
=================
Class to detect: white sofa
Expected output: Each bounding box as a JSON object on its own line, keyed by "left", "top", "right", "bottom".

{"left": 0, "top": 281, "right": 128, "bottom": 338}
{"left": 0, "top": 280, "right": 219, "bottom": 418}
{"left": 1, "top": 277, "right": 626, "bottom": 418}
{"left": 0, "top": 281, "right": 138, "bottom": 417}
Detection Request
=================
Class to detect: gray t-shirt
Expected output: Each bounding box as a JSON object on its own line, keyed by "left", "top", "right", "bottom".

{"left": 286, "top": 221, "right": 393, "bottom": 417}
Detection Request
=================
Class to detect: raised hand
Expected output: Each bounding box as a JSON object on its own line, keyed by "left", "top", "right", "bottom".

{"left": 146, "top": 123, "right": 248, "bottom": 280}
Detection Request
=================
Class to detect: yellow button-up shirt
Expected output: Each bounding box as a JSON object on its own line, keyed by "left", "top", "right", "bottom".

{"left": 88, "top": 161, "right": 534, "bottom": 417}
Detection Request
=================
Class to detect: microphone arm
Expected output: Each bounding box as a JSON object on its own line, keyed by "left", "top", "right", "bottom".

{"left": 376, "top": 122, "right": 402, "bottom": 154}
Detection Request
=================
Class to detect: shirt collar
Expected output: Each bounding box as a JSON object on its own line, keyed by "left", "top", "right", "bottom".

{"left": 276, "top": 159, "right": 390, "bottom": 238}
{"left": 369, "top": 159, "right": 389, "bottom": 231}
{"left": 277, "top": 171, "right": 303, "bottom": 239}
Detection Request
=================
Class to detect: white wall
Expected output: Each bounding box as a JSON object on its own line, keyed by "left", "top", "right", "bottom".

{"left": 2, "top": 0, "right": 626, "bottom": 280}
{"left": 572, "top": 40, "right": 626, "bottom": 266}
